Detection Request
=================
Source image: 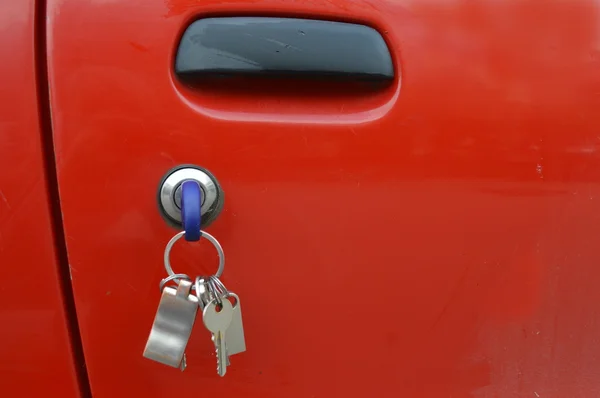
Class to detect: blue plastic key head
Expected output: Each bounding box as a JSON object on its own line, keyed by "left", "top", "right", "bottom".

{"left": 180, "top": 180, "right": 202, "bottom": 241}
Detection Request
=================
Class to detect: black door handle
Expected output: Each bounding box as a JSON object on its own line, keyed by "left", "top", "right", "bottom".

{"left": 175, "top": 17, "right": 394, "bottom": 81}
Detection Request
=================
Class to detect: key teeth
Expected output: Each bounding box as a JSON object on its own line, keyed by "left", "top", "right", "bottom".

{"left": 215, "top": 342, "right": 225, "bottom": 376}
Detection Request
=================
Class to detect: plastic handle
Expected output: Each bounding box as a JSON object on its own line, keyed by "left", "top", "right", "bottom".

{"left": 175, "top": 17, "right": 394, "bottom": 81}
{"left": 180, "top": 180, "right": 202, "bottom": 241}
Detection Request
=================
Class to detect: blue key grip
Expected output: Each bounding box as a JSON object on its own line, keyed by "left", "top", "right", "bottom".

{"left": 180, "top": 180, "right": 202, "bottom": 241}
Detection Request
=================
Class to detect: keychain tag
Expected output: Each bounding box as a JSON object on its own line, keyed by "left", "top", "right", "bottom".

{"left": 226, "top": 293, "right": 247, "bottom": 356}
{"left": 143, "top": 279, "right": 198, "bottom": 369}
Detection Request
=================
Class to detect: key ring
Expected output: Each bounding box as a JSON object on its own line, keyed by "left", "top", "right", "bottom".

{"left": 164, "top": 230, "right": 225, "bottom": 279}
{"left": 207, "top": 277, "right": 222, "bottom": 305}
{"left": 208, "top": 276, "right": 229, "bottom": 305}
{"left": 159, "top": 273, "right": 191, "bottom": 292}
{"left": 209, "top": 276, "right": 228, "bottom": 297}
{"left": 194, "top": 276, "right": 227, "bottom": 305}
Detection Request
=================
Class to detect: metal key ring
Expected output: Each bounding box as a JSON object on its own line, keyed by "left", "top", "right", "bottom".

{"left": 210, "top": 276, "right": 228, "bottom": 296}
{"left": 164, "top": 230, "right": 225, "bottom": 279}
{"left": 207, "top": 277, "right": 223, "bottom": 305}
{"left": 159, "top": 273, "right": 191, "bottom": 292}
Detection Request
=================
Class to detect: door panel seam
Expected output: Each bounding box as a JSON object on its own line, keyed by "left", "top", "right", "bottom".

{"left": 34, "top": 0, "right": 93, "bottom": 396}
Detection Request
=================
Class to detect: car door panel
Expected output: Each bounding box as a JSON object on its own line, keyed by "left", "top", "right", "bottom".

{"left": 46, "top": 0, "right": 600, "bottom": 397}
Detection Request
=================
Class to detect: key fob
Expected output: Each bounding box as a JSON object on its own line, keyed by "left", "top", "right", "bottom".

{"left": 143, "top": 279, "right": 199, "bottom": 369}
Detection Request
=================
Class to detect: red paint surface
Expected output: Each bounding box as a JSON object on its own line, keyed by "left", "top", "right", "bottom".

{"left": 0, "top": 1, "right": 81, "bottom": 396}
{"left": 47, "top": 0, "right": 600, "bottom": 397}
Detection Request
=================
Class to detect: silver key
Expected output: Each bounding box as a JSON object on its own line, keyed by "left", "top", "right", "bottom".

{"left": 143, "top": 279, "right": 198, "bottom": 370}
{"left": 196, "top": 277, "right": 231, "bottom": 366}
{"left": 225, "top": 293, "right": 246, "bottom": 356}
{"left": 203, "top": 299, "right": 233, "bottom": 377}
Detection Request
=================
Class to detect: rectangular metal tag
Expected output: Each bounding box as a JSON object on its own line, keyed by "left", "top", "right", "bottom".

{"left": 143, "top": 280, "right": 198, "bottom": 368}
{"left": 226, "top": 294, "right": 246, "bottom": 356}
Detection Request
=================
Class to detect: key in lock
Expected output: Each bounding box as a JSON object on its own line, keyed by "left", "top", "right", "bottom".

{"left": 157, "top": 165, "right": 224, "bottom": 229}
{"left": 143, "top": 279, "right": 199, "bottom": 369}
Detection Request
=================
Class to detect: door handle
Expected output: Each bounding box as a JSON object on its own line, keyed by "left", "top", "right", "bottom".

{"left": 175, "top": 17, "right": 394, "bottom": 81}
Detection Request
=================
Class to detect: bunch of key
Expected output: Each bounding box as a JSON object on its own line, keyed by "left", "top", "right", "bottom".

{"left": 143, "top": 230, "right": 246, "bottom": 376}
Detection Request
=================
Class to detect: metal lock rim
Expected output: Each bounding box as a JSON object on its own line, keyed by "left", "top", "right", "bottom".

{"left": 157, "top": 164, "right": 224, "bottom": 228}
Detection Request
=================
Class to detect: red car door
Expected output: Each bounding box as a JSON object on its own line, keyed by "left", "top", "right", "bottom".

{"left": 46, "top": 0, "right": 600, "bottom": 397}
{"left": 0, "top": 0, "right": 83, "bottom": 396}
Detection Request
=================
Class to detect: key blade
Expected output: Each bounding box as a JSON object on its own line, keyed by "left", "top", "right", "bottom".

{"left": 216, "top": 331, "right": 227, "bottom": 377}
{"left": 212, "top": 333, "right": 231, "bottom": 368}
{"left": 179, "top": 354, "right": 187, "bottom": 372}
